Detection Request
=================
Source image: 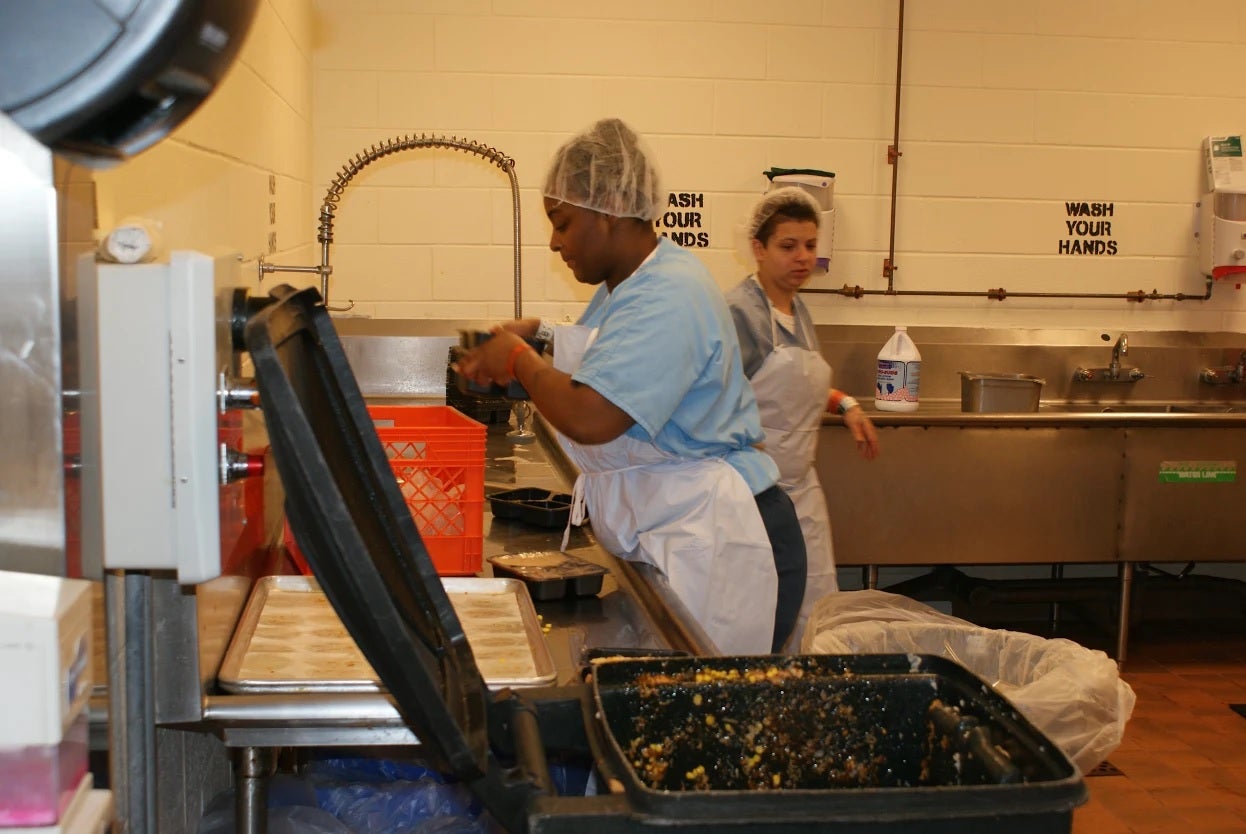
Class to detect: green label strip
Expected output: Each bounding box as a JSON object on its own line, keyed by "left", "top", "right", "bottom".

{"left": 1158, "top": 460, "right": 1236, "bottom": 483}
{"left": 1212, "top": 136, "right": 1243, "bottom": 157}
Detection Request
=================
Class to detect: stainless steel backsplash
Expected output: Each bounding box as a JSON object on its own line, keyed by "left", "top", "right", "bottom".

{"left": 333, "top": 317, "right": 1246, "bottom": 405}
{"left": 813, "top": 325, "right": 1246, "bottom": 404}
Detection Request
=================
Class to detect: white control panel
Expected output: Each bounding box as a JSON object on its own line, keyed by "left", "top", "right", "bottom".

{"left": 77, "top": 250, "right": 238, "bottom": 584}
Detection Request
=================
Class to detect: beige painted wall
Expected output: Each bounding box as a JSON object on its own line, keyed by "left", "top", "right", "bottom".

{"left": 86, "top": 0, "right": 1246, "bottom": 333}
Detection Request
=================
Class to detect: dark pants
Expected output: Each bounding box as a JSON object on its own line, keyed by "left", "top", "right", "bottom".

{"left": 754, "top": 484, "right": 807, "bottom": 652}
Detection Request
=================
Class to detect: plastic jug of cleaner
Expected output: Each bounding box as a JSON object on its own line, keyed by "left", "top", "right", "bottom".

{"left": 875, "top": 326, "right": 921, "bottom": 412}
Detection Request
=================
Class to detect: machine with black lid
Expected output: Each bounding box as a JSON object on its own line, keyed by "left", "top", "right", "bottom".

{"left": 245, "top": 283, "right": 1088, "bottom": 833}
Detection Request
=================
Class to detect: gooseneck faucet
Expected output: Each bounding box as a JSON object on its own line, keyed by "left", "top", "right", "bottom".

{"left": 259, "top": 134, "right": 522, "bottom": 316}
{"left": 1075, "top": 332, "right": 1144, "bottom": 383}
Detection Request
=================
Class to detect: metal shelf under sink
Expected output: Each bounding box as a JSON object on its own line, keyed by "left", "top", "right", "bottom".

{"left": 1040, "top": 402, "right": 1240, "bottom": 414}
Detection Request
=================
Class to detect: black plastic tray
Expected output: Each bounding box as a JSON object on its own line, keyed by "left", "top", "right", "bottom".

{"left": 488, "top": 487, "right": 573, "bottom": 528}
{"left": 488, "top": 551, "right": 607, "bottom": 600}
{"left": 580, "top": 646, "right": 691, "bottom": 674}
{"left": 586, "top": 653, "right": 1086, "bottom": 828}
{"left": 445, "top": 351, "right": 513, "bottom": 425}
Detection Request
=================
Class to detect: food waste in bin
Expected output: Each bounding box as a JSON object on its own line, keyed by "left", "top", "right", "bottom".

{"left": 577, "top": 653, "right": 1086, "bottom": 831}
{"left": 594, "top": 654, "right": 1067, "bottom": 793}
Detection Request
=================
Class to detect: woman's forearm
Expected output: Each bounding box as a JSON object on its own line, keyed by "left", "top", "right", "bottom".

{"left": 512, "top": 348, "right": 634, "bottom": 444}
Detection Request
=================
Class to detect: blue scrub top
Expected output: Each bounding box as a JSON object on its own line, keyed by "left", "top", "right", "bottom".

{"left": 571, "top": 238, "right": 779, "bottom": 495}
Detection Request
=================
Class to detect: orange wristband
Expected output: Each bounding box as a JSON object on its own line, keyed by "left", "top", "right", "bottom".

{"left": 504, "top": 342, "right": 531, "bottom": 378}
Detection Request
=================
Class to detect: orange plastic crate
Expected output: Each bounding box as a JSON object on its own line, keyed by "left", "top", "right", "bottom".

{"left": 286, "top": 404, "right": 486, "bottom": 576}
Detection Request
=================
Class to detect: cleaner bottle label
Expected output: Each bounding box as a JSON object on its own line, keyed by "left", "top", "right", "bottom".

{"left": 876, "top": 359, "right": 921, "bottom": 403}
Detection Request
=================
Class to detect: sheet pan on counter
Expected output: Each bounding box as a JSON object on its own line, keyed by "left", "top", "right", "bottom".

{"left": 217, "top": 575, "right": 555, "bottom": 693}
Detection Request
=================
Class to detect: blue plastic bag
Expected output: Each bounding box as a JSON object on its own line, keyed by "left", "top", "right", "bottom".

{"left": 307, "top": 756, "right": 497, "bottom": 834}
{"left": 200, "top": 757, "right": 503, "bottom": 834}
{"left": 306, "top": 756, "right": 444, "bottom": 785}
{"left": 196, "top": 782, "right": 351, "bottom": 834}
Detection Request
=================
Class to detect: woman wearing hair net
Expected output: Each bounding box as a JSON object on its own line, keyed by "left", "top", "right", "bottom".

{"left": 726, "top": 187, "right": 880, "bottom": 649}
{"left": 459, "top": 118, "right": 806, "bottom": 654}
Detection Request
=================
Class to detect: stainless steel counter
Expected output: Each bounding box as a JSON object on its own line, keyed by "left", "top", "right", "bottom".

{"left": 819, "top": 397, "right": 1246, "bottom": 665}
{"left": 826, "top": 398, "right": 1246, "bottom": 427}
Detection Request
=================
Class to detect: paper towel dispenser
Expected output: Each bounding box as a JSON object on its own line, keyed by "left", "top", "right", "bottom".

{"left": 1197, "top": 135, "right": 1246, "bottom": 285}
{"left": 0, "top": 0, "right": 257, "bottom": 167}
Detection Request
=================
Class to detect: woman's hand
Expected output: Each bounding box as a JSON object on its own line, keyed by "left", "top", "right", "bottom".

{"left": 497, "top": 317, "right": 541, "bottom": 340}
{"left": 455, "top": 326, "right": 528, "bottom": 386}
{"left": 453, "top": 323, "right": 635, "bottom": 444}
{"left": 843, "top": 406, "right": 880, "bottom": 461}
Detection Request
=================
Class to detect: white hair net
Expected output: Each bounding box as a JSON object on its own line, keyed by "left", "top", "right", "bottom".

{"left": 543, "top": 118, "right": 662, "bottom": 221}
{"left": 748, "top": 186, "right": 821, "bottom": 240}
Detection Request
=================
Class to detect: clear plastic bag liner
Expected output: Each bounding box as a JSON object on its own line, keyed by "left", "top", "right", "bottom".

{"left": 802, "top": 589, "right": 1136, "bottom": 773}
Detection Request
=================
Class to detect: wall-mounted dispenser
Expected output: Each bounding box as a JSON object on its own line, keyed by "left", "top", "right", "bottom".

{"left": 1197, "top": 135, "right": 1246, "bottom": 286}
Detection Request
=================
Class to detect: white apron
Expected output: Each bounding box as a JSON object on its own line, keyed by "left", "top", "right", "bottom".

{"left": 749, "top": 304, "right": 837, "bottom": 650}
{"left": 553, "top": 324, "right": 778, "bottom": 656}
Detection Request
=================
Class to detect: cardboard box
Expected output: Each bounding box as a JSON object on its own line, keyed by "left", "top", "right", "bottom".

{"left": 0, "top": 572, "right": 92, "bottom": 747}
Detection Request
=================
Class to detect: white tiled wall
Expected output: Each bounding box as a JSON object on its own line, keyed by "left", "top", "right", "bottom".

{"left": 55, "top": 159, "right": 96, "bottom": 299}
{"left": 88, "top": 0, "right": 1246, "bottom": 333}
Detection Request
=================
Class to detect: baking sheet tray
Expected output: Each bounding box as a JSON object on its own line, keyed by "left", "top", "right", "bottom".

{"left": 217, "top": 575, "right": 556, "bottom": 693}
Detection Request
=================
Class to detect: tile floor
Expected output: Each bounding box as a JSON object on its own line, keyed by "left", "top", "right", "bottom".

{"left": 1066, "top": 619, "right": 1246, "bottom": 834}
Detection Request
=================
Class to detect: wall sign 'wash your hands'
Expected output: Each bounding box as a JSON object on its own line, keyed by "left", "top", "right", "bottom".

{"left": 1060, "top": 201, "right": 1118, "bottom": 255}
{"left": 656, "top": 192, "right": 710, "bottom": 248}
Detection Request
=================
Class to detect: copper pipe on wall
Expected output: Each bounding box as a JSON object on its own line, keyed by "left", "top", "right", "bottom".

{"left": 884, "top": 0, "right": 905, "bottom": 294}
{"left": 805, "top": 277, "right": 1214, "bottom": 303}
{"left": 845, "top": 0, "right": 1210, "bottom": 305}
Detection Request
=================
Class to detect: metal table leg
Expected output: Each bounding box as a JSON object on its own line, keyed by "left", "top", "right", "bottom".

{"left": 107, "top": 571, "right": 157, "bottom": 834}
{"left": 1116, "top": 562, "right": 1133, "bottom": 668}
{"left": 864, "top": 565, "right": 879, "bottom": 590}
{"left": 1049, "top": 563, "right": 1064, "bottom": 632}
{"left": 235, "top": 746, "right": 277, "bottom": 834}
